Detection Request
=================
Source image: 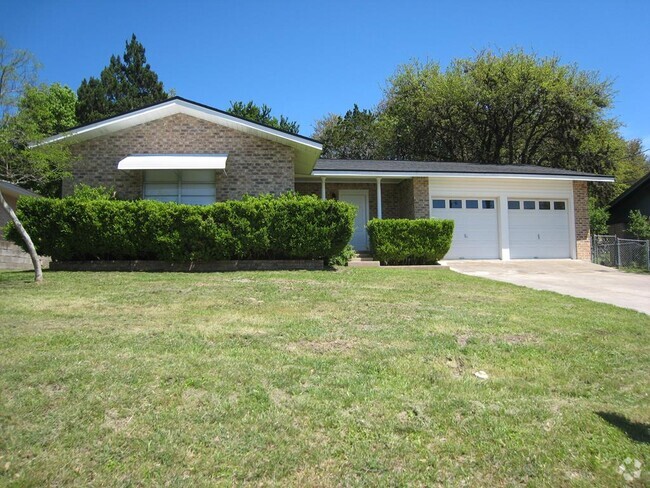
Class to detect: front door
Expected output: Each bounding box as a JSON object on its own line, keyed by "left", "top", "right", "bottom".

{"left": 339, "top": 190, "right": 369, "bottom": 251}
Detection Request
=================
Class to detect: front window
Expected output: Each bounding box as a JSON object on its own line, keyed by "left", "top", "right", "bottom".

{"left": 144, "top": 170, "right": 216, "bottom": 205}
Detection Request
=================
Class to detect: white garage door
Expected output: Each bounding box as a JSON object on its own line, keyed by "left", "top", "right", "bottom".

{"left": 508, "top": 199, "right": 570, "bottom": 258}
{"left": 431, "top": 198, "right": 499, "bottom": 259}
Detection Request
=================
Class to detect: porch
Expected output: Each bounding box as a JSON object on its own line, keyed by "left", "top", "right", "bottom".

{"left": 294, "top": 177, "right": 425, "bottom": 250}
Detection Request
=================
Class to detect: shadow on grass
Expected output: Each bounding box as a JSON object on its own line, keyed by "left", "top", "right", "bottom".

{"left": 596, "top": 411, "right": 650, "bottom": 443}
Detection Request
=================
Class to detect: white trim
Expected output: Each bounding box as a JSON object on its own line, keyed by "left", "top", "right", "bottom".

{"left": 376, "top": 177, "right": 382, "bottom": 219}
{"left": 498, "top": 195, "right": 510, "bottom": 260}
{"left": 38, "top": 99, "right": 322, "bottom": 151}
{"left": 321, "top": 176, "right": 326, "bottom": 200}
{"left": 118, "top": 154, "right": 228, "bottom": 170}
{"left": 568, "top": 184, "right": 577, "bottom": 259}
{"left": 312, "top": 170, "right": 613, "bottom": 182}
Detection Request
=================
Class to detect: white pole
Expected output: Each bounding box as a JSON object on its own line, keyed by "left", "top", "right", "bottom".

{"left": 376, "top": 177, "right": 382, "bottom": 219}
{"left": 321, "top": 177, "right": 326, "bottom": 200}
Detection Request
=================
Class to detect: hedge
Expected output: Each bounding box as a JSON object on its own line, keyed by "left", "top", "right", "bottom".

{"left": 5, "top": 193, "right": 356, "bottom": 262}
{"left": 367, "top": 218, "right": 454, "bottom": 265}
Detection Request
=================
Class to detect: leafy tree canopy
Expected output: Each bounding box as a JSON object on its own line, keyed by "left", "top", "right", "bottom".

{"left": 0, "top": 38, "right": 39, "bottom": 120}
{"left": 314, "top": 49, "right": 634, "bottom": 204}
{"left": 76, "top": 34, "right": 168, "bottom": 124}
{"left": 227, "top": 100, "right": 299, "bottom": 134}
{"left": 611, "top": 139, "right": 650, "bottom": 197}
{"left": 1, "top": 83, "right": 76, "bottom": 195}
{"left": 313, "top": 105, "right": 380, "bottom": 159}
{"left": 0, "top": 39, "right": 76, "bottom": 196}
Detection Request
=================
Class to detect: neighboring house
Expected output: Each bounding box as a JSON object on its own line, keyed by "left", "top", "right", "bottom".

{"left": 608, "top": 171, "right": 650, "bottom": 237}
{"left": 39, "top": 97, "right": 613, "bottom": 260}
{"left": 0, "top": 181, "right": 46, "bottom": 270}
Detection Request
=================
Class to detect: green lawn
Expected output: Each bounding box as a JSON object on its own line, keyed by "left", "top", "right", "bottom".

{"left": 0, "top": 268, "right": 648, "bottom": 486}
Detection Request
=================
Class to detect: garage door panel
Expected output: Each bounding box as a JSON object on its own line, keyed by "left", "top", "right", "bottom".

{"left": 508, "top": 199, "right": 570, "bottom": 259}
{"left": 431, "top": 198, "right": 499, "bottom": 259}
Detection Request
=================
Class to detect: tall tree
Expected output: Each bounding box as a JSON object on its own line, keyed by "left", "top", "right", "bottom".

{"left": 2, "top": 83, "right": 76, "bottom": 192}
{"left": 380, "top": 49, "right": 624, "bottom": 176}
{"left": 227, "top": 100, "right": 299, "bottom": 134}
{"left": 613, "top": 139, "right": 650, "bottom": 195}
{"left": 76, "top": 34, "right": 168, "bottom": 124}
{"left": 313, "top": 105, "right": 381, "bottom": 159}
{"left": 0, "top": 38, "right": 39, "bottom": 120}
{"left": 315, "top": 49, "right": 629, "bottom": 203}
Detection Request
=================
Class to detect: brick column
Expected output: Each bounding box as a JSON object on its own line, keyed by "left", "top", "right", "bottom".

{"left": 412, "top": 177, "right": 430, "bottom": 218}
{"left": 573, "top": 181, "right": 591, "bottom": 260}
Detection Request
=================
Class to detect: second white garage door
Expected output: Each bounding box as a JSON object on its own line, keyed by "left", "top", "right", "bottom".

{"left": 431, "top": 198, "right": 499, "bottom": 259}
{"left": 508, "top": 199, "right": 571, "bottom": 258}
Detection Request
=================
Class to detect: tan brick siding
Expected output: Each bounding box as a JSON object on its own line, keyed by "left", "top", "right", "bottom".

{"left": 573, "top": 180, "right": 590, "bottom": 260}
{"left": 65, "top": 113, "right": 295, "bottom": 201}
{"left": 394, "top": 178, "right": 429, "bottom": 219}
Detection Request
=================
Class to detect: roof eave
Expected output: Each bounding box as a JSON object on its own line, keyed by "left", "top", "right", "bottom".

{"left": 311, "top": 170, "right": 615, "bottom": 182}
{"left": 33, "top": 97, "right": 323, "bottom": 154}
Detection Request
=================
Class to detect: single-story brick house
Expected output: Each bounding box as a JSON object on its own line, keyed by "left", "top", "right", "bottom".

{"left": 39, "top": 97, "right": 613, "bottom": 260}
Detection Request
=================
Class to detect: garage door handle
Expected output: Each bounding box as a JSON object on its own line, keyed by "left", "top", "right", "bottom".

{"left": 464, "top": 233, "right": 468, "bottom": 238}
{"left": 538, "top": 233, "right": 541, "bottom": 240}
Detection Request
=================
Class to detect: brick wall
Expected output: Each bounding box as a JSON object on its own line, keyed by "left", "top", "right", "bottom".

{"left": 395, "top": 178, "right": 429, "bottom": 219}
{"left": 294, "top": 181, "right": 402, "bottom": 219}
{"left": 573, "top": 180, "right": 591, "bottom": 260}
{"left": 65, "top": 113, "right": 296, "bottom": 201}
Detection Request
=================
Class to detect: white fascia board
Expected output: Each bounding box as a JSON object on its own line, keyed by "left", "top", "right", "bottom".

{"left": 311, "top": 171, "right": 614, "bottom": 182}
{"left": 173, "top": 100, "right": 322, "bottom": 151}
{"left": 35, "top": 102, "right": 179, "bottom": 146}
{"left": 35, "top": 99, "right": 323, "bottom": 154}
{"left": 118, "top": 154, "right": 228, "bottom": 170}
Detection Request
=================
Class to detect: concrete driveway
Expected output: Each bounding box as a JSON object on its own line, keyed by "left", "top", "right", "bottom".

{"left": 443, "top": 259, "right": 650, "bottom": 315}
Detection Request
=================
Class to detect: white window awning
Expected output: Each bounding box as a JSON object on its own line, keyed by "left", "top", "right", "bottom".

{"left": 117, "top": 154, "right": 228, "bottom": 170}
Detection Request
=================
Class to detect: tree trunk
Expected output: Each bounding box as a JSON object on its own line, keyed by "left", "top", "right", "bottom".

{"left": 0, "top": 190, "right": 42, "bottom": 282}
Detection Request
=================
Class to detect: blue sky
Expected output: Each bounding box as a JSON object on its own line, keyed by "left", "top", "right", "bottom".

{"left": 2, "top": 1, "right": 649, "bottom": 145}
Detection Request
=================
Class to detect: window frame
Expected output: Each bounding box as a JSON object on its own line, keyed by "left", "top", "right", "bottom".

{"left": 143, "top": 169, "right": 217, "bottom": 205}
{"left": 432, "top": 199, "right": 446, "bottom": 209}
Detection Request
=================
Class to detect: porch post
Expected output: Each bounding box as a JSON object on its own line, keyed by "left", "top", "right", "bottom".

{"left": 321, "top": 177, "right": 326, "bottom": 200}
{"left": 376, "top": 177, "right": 382, "bottom": 219}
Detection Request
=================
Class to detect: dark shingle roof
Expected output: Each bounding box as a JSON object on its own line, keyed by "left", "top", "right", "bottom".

{"left": 314, "top": 159, "right": 612, "bottom": 179}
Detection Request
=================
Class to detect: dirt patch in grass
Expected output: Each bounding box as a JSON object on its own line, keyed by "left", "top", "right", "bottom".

{"left": 102, "top": 409, "right": 134, "bottom": 432}
{"left": 445, "top": 356, "right": 466, "bottom": 377}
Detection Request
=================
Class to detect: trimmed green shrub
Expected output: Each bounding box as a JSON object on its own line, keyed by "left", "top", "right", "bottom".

{"left": 4, "top": 193, "right": 355, "bottom": 263}
{"left": 367, "top": 218, "right": 454, "bottom": 265}
{"left": 69, "top": 183, "right": 116, "bottom": 201}
{"left": 327, "top": 244, "right": 356, "bottom": 267}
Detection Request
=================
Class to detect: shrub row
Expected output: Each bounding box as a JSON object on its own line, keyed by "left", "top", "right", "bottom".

{"left": 367, "top": 218, "right": 454, "bottom": 265}
{"left": 5, "top": 193, "right": 355, "bottom": 262}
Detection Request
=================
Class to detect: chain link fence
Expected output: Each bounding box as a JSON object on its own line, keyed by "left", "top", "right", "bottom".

{"left": 592, "top": 235, "right": 650, "bottom": 271}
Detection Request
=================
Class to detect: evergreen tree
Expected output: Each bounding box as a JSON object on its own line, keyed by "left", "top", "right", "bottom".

{"left": 76, "top": 34, "right": 168, "bottom": 124}
{"left": 227, "top": 100, "right": 299, "bottom": 134}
